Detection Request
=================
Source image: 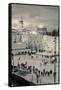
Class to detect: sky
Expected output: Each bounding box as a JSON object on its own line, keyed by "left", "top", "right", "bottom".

{"left": 12, "top": 4, "right": 59, "bottom": 31}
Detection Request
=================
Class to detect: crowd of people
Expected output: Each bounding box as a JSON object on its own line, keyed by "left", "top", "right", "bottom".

{"left": 15, "top": 61, "right": 56, "bottom": 84}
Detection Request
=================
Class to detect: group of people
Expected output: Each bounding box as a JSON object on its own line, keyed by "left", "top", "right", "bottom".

{"left": 20, "top": 62, "right": 56, "bottom": 83}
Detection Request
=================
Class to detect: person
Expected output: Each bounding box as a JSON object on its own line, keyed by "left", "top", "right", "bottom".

{"left": 36, "top": 70, "right": 40, "bottom": 83}
{"left": 17, "top": 63, "right": 20, "bottom": 72}
{"left": 53, "top": 72, "right": 56, "bottom": 77}
{"left": 48, "top": 72, "right": 50, "bottom": 76}
{"left": 33, "top": 66, "right": 35, "bottom": 73}
{"left": 49, "top": 70, "right": 52, "bottom": 74}
{"left": 28, "top": 66, "right": 32, "bottom": 73}
{"left": 36, "top": 73, "right": 39, "bottom": 83}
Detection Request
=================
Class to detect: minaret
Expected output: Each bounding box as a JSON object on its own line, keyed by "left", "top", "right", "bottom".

{"left": 19, "top": 16, "right": 24, "bottom": 29}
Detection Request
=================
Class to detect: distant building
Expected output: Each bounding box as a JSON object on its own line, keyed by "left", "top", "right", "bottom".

{"left": 12, "top": 27, "right": 56, "bottom": 54}
{"left": 37, "top": 27, "right": 47, "bottom": 35}
{"left": 12, "top": 29, "right": 22, "bottom": 43}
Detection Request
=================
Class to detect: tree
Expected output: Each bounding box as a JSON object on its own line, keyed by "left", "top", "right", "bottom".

{"left": 52, "top": 29, "right": 59, "bottom": 36}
